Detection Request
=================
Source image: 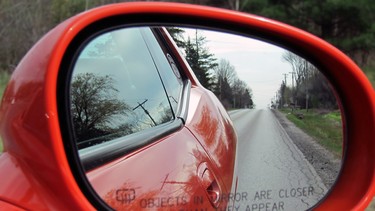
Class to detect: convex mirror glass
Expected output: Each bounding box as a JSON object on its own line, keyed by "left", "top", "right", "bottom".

{"left": 68, "top": 26, "right": 343, "bottom": 210}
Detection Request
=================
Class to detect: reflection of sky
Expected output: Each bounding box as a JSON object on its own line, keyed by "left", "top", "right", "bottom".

{"left": 73, "top": 27, "right": 172, "bottom": 129}
{"left": 184, "top": 29, "right": 293, "bottom": 108}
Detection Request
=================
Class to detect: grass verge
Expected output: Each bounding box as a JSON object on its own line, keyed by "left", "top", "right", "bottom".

{"left": 0, "top": 71, "right": 10, "bottom": 153}
{"left": 363, "top": 65, "right": 375, "bottom": 89}
{"left": 0, "top": 71, "right": 10, "bottom": 99}
{"left": 280, "top": 108, "right": 343, "bottom": 157}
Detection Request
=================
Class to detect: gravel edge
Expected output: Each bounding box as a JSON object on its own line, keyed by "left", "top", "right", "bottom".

{"left": 271, "top": 109, "right": 342, "bottom": 188}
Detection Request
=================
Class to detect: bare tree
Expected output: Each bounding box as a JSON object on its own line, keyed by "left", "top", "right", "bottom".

{"left": 0, "top": 0, "right": 126, "bottom": 73}
{"left": 232, "top": 78, "right": 253, "bottom": 108}
{"left": 212, "top": 59, "right": 253, "bottom": 108}
{"left": 71, "top": 73, "right": 131, "bottom": 146}
{"left": 214, "top": 59, "right": 237, "bottom": 86}
{"left": 282, "top": 51, "right": 337, "bottom": 110}
{"left": 282, "top": 51, "right": 310, "bottom": 108}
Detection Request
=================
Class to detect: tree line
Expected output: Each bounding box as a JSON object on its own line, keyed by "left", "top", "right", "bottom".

{"left": 0, "top": 0, "right": 254, "bottom": 110}
{"left": 179, "top": 0, "right": 375, "bottom": 69}
{"left": 169, "top": 28, "right": 254, "bottom": 109}
{"left": 1, "top": 0, "right": 373, "bottom": 111}
{"left": 0, "top": 0, "right": 124, "bottom": 73}
{"left": 1, "top": 0, "right": 374, "bottom": 74}
{"left": 273, "top": 51, "right": 337, "bottom": 111}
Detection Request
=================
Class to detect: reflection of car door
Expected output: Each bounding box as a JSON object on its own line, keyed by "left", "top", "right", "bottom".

{"left": 73, "top": 27, "right": 234, "bottom": 210}
{"left": 154, "top": 28, "right": 238, "bottom": 202}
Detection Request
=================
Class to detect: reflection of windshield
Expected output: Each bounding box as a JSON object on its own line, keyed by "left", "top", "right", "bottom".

{"left": 71, "top": 27, "right": 174, "bottom": 149}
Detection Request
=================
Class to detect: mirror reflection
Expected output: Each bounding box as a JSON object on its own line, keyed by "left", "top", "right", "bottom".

{"left": 69, "top": 26, "right": 343, "bottom": 210}
{"left": 71, "top": 27, "right": 182, "bottom": 149}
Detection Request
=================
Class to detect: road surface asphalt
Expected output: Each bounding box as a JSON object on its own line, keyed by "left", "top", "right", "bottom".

{"left": 228, "top": 109, "right": 328, "bottom": 211}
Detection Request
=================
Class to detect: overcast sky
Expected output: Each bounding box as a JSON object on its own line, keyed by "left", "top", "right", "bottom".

{"left": 183, "top": 28, "right": 293, "bottom": 109}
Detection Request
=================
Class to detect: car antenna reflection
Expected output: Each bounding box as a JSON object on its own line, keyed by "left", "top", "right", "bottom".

{"left": 133, "top": 99, "right": 157, "bottom": 126}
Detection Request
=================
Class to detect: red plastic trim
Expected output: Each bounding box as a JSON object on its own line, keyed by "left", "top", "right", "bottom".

{"left": 1, "top": 2, "right": 374, "bottom": 210}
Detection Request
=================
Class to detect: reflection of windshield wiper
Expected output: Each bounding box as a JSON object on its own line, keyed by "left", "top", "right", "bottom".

{"left": 133, "top": 99, "right": 156, "bottom": 126}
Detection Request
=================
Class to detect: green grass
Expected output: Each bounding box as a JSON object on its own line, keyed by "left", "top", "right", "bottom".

{"left": 0, "top": 71, "right": 10, "bottom": 153}
{"left": 363, "top": 65, "right": 375, "bottom": 89}
{"left": 0, "top": 71, "right": 10, "bottom": 99}
{"left": 280, "top": 108, "right": 343, "bottom": 157}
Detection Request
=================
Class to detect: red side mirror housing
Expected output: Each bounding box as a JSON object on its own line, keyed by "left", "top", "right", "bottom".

{"left": 0, "top": 2, "right": 374, "bottom": 210}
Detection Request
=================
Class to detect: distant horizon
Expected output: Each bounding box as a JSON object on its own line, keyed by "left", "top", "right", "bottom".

{"left": 183, "top": 28, "right": 293, "bottom": 109}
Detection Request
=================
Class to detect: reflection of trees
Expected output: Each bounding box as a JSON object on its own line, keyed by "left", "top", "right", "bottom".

{"left": 281, "top": 51, "right": 337, "bottom": 110}
{"left": 71, "top": 73, "right": 131, "bottom": 147}
{"left": 213, "top": 59, "right": 254, "bottom": 109}
{"left": 87, "top": 34, "right": 117, "bottom": 58}
{"left": 158, "top": 102, "right": 174, "bottom": 124}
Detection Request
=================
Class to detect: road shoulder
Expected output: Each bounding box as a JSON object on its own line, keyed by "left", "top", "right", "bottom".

{"left": 271, "top": 109, "right": 341, "bottom": 188}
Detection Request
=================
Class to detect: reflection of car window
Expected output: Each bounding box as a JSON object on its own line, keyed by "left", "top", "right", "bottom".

{"left": 142, "top": 28, "right": 183, "bottom": 113}
{"left": 70, "top": 27, "right": 182, "bottom": 149}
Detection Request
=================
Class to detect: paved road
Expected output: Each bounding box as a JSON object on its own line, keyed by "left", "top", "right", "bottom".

{"left": 228, "top": 109, "right": 327, "bottom": 211}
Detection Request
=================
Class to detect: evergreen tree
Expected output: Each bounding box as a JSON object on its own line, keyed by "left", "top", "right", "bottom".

{"left": 241, "top": 0, "right": 375, "bottom": 66}
{"left": 166, "top": 27, "right": 186, "bottom": 48}
{"left": 184, "top": 31, "right": 217, "bottom": 90}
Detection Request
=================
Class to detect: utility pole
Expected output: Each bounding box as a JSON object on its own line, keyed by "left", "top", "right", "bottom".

{"left": 289, "top": 72, "right": 296, "bottom": 110}
{"left": 282, "top": 73, "right": 288, "bottom": 86}
{"left": 289, "top": 72, "right": 295, "bottom": 89}
{"left": 279, "top": 73, "right": 288, "bottom": 109}
{"left": 219, "top": 77, "right": 222, "bottom": 101}
{"left": 306, "top": 93, "right": 309, "bottom": 112}
{"left": 133, "top": 99, "right": 156, "bottom": 126}
{"left": 304, "top": 60, "right": 309, "bottom": 112}
{"left": 275, "top": 92, "right": 279, "bottom": 109}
